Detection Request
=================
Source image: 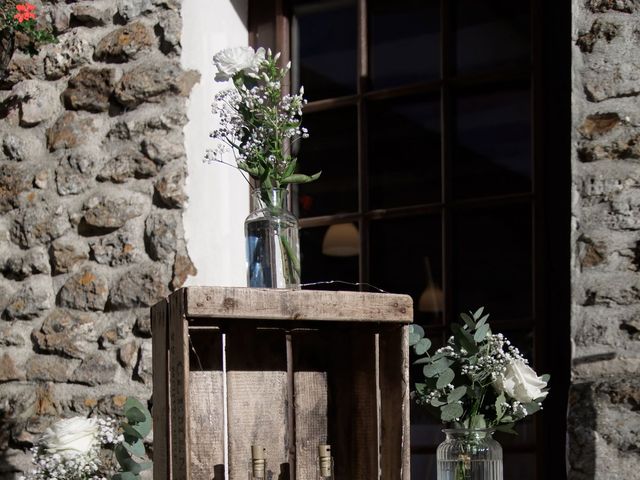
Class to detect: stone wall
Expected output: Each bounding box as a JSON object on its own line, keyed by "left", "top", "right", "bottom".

{"left": 571, "top": 0, "right": 640, "bottom": 478}
{"left": 0, "top": 0, "right": 196, "bottom": 477}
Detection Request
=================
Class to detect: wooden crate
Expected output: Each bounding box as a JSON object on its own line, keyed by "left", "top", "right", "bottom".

{"left": 151, "top": 286, "right": 413, "bottom": 480}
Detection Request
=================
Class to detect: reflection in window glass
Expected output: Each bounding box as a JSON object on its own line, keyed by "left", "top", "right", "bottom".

{"left": 368, "top": 95, "right": 441, "bottom": 209}
{"left": 300, "top": 225, "right": 359, "bottom": 290}
{"left": 369, "top": 0, "right": 440, "bottom": 89}
{"left": 453, "top": 204, "right": 532, "bottom": 321}
{"left": 454, "top": 86, "right": 531, "bottom": 199}
{"left": 292, "top": 0, "right": 357, "bottom": 101}
{"left": 297, "top": 107, "right": 358, "bottom": 218}
{"left": 455, "top": 0, "right": 530, "bottom": 74}
{"left": 369, "top": 214, "right": 442, "bottom": 324}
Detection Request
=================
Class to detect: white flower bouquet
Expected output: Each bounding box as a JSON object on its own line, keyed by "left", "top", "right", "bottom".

{"left": 409, "top": 307, "right": 549, "bottom": 432}
{"left": 20, "top": 398, "right": 153, "bottom": 480}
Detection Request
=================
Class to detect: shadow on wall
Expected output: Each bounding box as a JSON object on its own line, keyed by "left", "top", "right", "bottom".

{"left": 230, "top": 0, "right": 248, "bottom": 30}
{"left": 567, "top": 382, "right": 596, "bottom": 480}
{"left": 0, "top": 409, "right": 19, "bottom": 479}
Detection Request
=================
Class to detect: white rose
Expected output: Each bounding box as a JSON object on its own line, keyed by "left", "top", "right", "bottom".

{"left": 41, "top": 417, "right": 99, "bottom": 458}
{"left": 213, "top": 46, "right": 266, "bottom": 81}
{"left": 494, "top": 360, "right": 548, "bottom": 404}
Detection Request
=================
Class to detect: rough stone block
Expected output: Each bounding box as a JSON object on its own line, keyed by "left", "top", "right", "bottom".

{"left": 3, "top": 247, "right": 50, "bottom": 280}
{"left": 10, "top": 80, "right": 62, "bottom": 127}
{"left": 154, "top": 161, "right": 186, "bottom": 208}
{"left": 70, "top": 4, "right": 113, "bottom": 27}
{"left": 4, "top": 276, "right": 54, "bottom": 320}
{"left": 0, "top": 163, "right": 33, "bottom": 213}
{"left": 47, "top": 112, "right": 100, "bottom": 151}
{"left": 62, "top": 67, "right": 116, "bottom": 113}
{"left": 26, "top": 355, "right": 75, "bottom": 382}
{"left": 71, "top": 352, "right": 119, "bottom": 386}
{"left": 89, "top": 228, "right": 141, "bottom": 266}
{"left": 10, "top": 194, "right": 70, "bottom": 248}
{"left": 109, "top": 264, "right": 168, "bottom": 309}
{"left": 58, "top": 268, "right": 109, "bottom": 311}
{"left": 44, "top": 30, "right": 93, "bottom": 80}
{"left": 94, "top": 22, "right": 155, "bottom": 62}
{"left": 32, "top": 309, "right": 97, "bottom": 359}
{"left": 144, "top": 211, "right": 177, "bottom": 261}
{"left": 82, "top": 192, "right": 146, "bottom": 229}
{"left": 97, "top": 150, "right": 157, "bottom": 183}
{"left": 51, "top": 237, "right": 90, "bottom": 274}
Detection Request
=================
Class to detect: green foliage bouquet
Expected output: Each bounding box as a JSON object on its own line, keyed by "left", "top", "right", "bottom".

{"left": 409, "top": 308, "right": 549, "bottom": 433}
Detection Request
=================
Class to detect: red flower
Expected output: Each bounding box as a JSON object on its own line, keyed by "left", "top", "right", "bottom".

{"left": 14, "top": 3, "right": 37, "bottom": 23}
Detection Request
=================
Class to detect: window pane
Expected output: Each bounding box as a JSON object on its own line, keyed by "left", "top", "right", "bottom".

{"left": 452, "top": 203, "right": 532, "bottom": 321}
{"left": 369, "top": 214, "right": 442, "bottom": 325}
{"left": 453, "top": 86, "right": 531, "bottom": 199}
{"left": 292, "top": 0, "right": 357, "bottom": 101}
{"left": 368, "top": 0, "right": 440, "bottom": 90}
{"left": 297, "top": 107, "right": 358, "bottom": 218}
{"left": 411, "top": 453, "right": 437, "bottom": 480}
{"left": 455, "top": 0, "right": 530, "bottom": 74}
{"left": 368, "top": 95, "right": 441, "bottom": 209}
{"left": 300, "top": 225, "right": 359, "bottom": 289}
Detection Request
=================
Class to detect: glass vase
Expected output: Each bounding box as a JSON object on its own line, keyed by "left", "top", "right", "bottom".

{"left": 436, "top": 429, "right": 503, "bottom": 480}
{"left": 245, "top": 188, "right": 300, "bottom": 289}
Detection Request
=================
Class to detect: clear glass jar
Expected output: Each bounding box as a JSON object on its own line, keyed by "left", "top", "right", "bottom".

{"left": 245, "top": 188, "right": 300, "bottom": 289}
{"left": 436, "top": 428, "right": 503, "bottom": 480}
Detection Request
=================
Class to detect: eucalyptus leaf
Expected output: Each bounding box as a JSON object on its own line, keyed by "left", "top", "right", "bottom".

{"left": 423, "top": 357, "right": 453, "bottom": 378}
{"left": 495, "top": 393, "right": 506, "bottom": 419}
{"left": 473, "top": 307, "right": 485, "bottom": 320}
{"left": 476, "top": 314, "right": 490, "bottom": 329}
{"left": 430, "top": 397, "right": 446, "bottom": 407}
{"left": 451, "top": 323, "right": 478, "bottom": 354}
{"left": 408, "top": 325, "right": 425, "bottom": 346}
{"left": 116, "top": 444, "right": 143, "bottom": 474}
{"left": 122, "top": 424, "right": 142, "bottom": 440}
{"left": 415, "top": 338, "right": 431, "bottom": 355}
{"left": 440, "top": 402, "right": 463, "bottom": 422}
{"left": 436, "top": 368, "right": 455, "bottom": 389}
{"left": 469, "top": 414, "right": 486, "bottom": 429}
{"left": 125, "top": 407, "right": 146, "bottom": 425}
{"left": 460, "top": 313, "right": 475, "bottom": 329}
{"left": 524, "top": 402, "right": 541, "bottom": 415}
{"left": 447, "top": 386, "right": 467, "bottom": 403}
{"left": 474, "top": 323, "right": 490, "bottom": 343}
{"left": 112, "top": 473, "right": 140, "bottom": 480}
{"left": 495, "top": 423, "right": 518, "bottom": 435}
{"left": 540, "top": 374, "right": 551, "bottom": 383}
{"left": 122, "top": 438, "right": 146, "bottom": 458}
{"left": 124, "top": 398, "right": 151, "bottom": 422}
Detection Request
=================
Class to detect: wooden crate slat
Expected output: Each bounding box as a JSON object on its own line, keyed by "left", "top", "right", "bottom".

{"left": 168, "top": 291, "right": 191, "bottom": 480}
{"left": 292, "top": 332, "right": 329, "bottom": 480}
{"left": 185, "top": 286, "right": 413, "bottom": 322}
{"left": 328, "top": 328, "right": 379, "bottom": 480}
{"left": 151, "top": 299, "right": 170, "bottom": 480}
{"left": 226, "top": 329, "right": 291, "bottom": 480}
{"left": 379, "top": 325, "right": 411, "bottom": 480}
{"left": 188, "top": 330, "right": 224, "bottom": 480}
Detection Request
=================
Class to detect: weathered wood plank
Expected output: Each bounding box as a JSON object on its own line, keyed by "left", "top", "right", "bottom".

{"left": 292, "top": 331, "right": 329, "bottom": 480}
{"left": 168, "top": 291, "right": 190, "bottom": 480}
{"left": 226, "top": 329, "right": 290, "bottom": 480}
{"left": 151, "top": 299, "right": 170, "bottom": 480}
{"left": 380, "top": 325, "right": 411, "bottom": 480}
{"left": 328, "top": 327, "right": 378, "bottom": 480}
{"left": 188, "top": 330, "right": 224, "bottom": 480}
{"left": 185, "top": 286, "right": 413, "bottom": 322}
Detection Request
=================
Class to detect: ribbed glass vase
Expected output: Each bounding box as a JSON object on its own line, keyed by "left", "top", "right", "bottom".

{"left": 245, "top": 188, "right": 300, "bottom": 289}
{"left": 436, "top": 429, "right": 503, "bottom": 480}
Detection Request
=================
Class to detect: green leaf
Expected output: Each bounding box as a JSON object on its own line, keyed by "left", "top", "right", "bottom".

{"left": 415, "top": 383, "right": 427, "bottom": 394}
{"left": 408, "top": 325, "right": 425, "bottom": 346}
{"left": 524, "top": 402, "right": 541, "bottom": 415}
{"left": 112, "top": 473, "right": 140, "bottom": 480}
{"left": 460, "top": 313, "right": 475, "bottom": 329}
{"left": 469, "top": 414, "right": 486, "bottom": 429}
{"left": 122, "top": 438, "right": 146, "bottom": 457}
{"left": 495, "top": 393, "right": 506, "bottom": 419}
{"left": 423, "top": 357, "right": 453, "bottom": 378}
{"left": 473, "top": 307, "right": 485, "bottom": 320}
{"left": 131, "top": 415, "right": 152, "bottom": 438}
{"left": 451, "top": 323, "right": 478, "bottom": 354}
{"left": 126, "top": 407, "right": 146, "bottom": 424}
{"left": 125, "top": 398, "right": 151, "bottom": 422}
{"left": 495, "top": 423, "right": 518, "bottom": 435}
{"left": 440, "top": 402, "right": 463, "bottom": 422}
{"left": 539, "top": 374, "right": 551, "bottom": 383}
{"left": 116, "top": 444, "right": 143, "bottom": 474}
{"left": 281, "top": 171, "right": 321, "bottom": 184}
{"left": 430, "top": 397, "right": 446, "bottom": 407}
{"left": 447, "top": 385, "right": 467, "bottom": 403}
{"left": 476, "top": 314, "right": 490, "bottom": 329}
{"left": 474, "top": 323, "right": 490, "bottom": 343}
{"left": 122, "top": 424, "right": 143, "bottom": 440}
{"left": 283, "top": 158, "right": 297, "bottom": 178}
{"left": 414, "top": 338, "right": 431, "bottom": 355}
{"left": 436, "top": 368, "right": 455, "bottom": 389}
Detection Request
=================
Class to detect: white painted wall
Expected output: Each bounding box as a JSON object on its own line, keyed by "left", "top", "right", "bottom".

{"left": 181, "top": 0, "right": 249, "bottom": 287}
